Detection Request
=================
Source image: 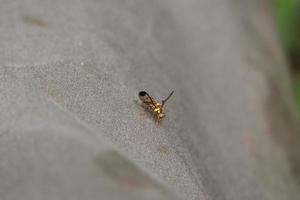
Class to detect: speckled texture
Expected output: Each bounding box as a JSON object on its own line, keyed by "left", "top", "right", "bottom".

{"left": 1, "top": 0, "right": 300, "bottom": 200}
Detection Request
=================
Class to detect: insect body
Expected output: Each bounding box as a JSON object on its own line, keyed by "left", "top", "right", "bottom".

{"left": 139, "top": 90, "right": 174, "bottom": 122}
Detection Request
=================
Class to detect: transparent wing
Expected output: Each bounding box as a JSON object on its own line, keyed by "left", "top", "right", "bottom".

{"left": 139, "top": 91, "right": 156, "bottom": 106}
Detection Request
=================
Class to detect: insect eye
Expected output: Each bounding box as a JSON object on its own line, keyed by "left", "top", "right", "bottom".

{"left": 139, "top": 91, "right": 147, "bottom": 97}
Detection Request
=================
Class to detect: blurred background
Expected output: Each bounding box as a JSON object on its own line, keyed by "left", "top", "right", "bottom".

{"left": 276, "top": 0, "right": 300, "bottom": 114}
{"left": 1, "top": 1, "right": 300, "bottom": 200}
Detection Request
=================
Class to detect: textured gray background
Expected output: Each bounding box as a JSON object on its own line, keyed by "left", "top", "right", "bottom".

{"left": 1, "top": 0, "right": 300, "bottom": 200}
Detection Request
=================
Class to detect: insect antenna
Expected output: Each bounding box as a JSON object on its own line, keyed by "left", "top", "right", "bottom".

{"left": 161, "top": 91, "right": 174, "bottom": 107}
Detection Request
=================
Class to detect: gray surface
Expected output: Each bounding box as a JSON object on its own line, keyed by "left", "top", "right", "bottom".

{"left": 1, "top": 0, "right": 300, "bottom": 200}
